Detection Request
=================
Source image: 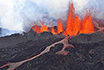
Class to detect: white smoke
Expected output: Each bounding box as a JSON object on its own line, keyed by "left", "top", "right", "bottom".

{"left": 0, "top": 0, "right": 24, "bottom": 31}
{"left": 0, "top": 0, "right": 104, "bottom": 36}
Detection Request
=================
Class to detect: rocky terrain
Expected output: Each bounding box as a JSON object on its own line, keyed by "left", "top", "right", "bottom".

{"left": 0, "top": 29, "right": 104, "bottom": 70}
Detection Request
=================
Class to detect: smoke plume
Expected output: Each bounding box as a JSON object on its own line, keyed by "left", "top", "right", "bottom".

{"left": 0, "top": 0, "right": 104, "bottom": 36}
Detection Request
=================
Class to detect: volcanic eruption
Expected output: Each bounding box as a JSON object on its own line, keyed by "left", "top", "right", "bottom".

{"left": 0, "top": 1, "right": 104, "bottom": 70}
{"left": 32, "top": 3, "right": 95, "bottom": 36}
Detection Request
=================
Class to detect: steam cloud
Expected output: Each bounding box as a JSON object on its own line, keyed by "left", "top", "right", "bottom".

{"left": 0, "top": 0, "right": 104, "bottom": 37}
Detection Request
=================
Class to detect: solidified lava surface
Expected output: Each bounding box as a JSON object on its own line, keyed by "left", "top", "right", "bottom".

{"left": 0, "top": 29, "right": 104, "bottom": 70}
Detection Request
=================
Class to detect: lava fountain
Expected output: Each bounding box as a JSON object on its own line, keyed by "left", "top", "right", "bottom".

{"left": 0, "top": 2, "right": 103, "bottom": 70}
{"left": 32, "top": 3, "right": 94, "bottom": 36}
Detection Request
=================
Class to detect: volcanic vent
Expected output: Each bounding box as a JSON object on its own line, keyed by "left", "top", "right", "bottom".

{"left": 32, "top": 3, "right": 94, "bottom": 36}
{"left": 0, "top": 2, "right": 104, "bottom": 70}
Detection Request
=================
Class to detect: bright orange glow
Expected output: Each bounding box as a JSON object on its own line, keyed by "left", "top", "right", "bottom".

{"left": 51, "top": 26, "right": 57, "bottom": 34}
{"left": 39, "top": 20, "right": 48, "bottom": 33}
{"left": 57, "top": 18, "right": 64, "bottom": 34}
{"left": 32, "top": 3, "right": 95, "bottom": 36}
{"left": 40, "top": 25, "right": 48, "bottom": 32}
{"left": 80, "top": 14, "right": 94, "bottom": 34}
{"left": 72, "top": 16, "right": 81, "bottom": 35}
{"left": 64, "top": 3, "right": 75, "bottom": 36}
{"left": 32, "top": 23, "right": 40, "bottom": 34}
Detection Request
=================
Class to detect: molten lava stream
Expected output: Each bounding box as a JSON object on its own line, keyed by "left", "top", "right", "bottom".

{"left": 0, "top": 36, "right": 75, "bottom": 70}
{"left": 0, "top": 2, "right": 98, "bottom": 70}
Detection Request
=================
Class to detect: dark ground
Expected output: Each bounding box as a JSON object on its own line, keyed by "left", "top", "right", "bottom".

{"left": 0, "top": 29, "right": 104, "bottom": 70}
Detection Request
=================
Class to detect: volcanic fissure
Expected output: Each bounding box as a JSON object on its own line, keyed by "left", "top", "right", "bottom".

{"left": 0, "top": 2, "right": 104, "bottom": 70}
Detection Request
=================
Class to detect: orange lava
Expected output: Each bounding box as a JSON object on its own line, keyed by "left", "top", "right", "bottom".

{"left": 80, "top": 14, "right": 94, "bottom": 34}
{"left": 32, "top": 3, "right": 94, "bottom": 36}
{"left": 51, "top": 25, "right": 57, "bottom": 34}
{"left": 32, "top": 23, "right": 40, "bottom": 34}
{"left": 57, "top": 18, "right": 64, "bottom": 34}
{"left": 40, "top": 25, "right": 48, "bottom": 33}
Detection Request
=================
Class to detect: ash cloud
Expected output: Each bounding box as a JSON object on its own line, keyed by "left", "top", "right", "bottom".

{"left": 0, "top": 0, "right": 104, "bottom": 36}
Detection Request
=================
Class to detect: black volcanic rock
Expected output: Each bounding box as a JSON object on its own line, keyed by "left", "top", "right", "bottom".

{"left": 69, "top": 32, "right": 104, "bottom": 44}
{"left": 0, "top": 29, "right": 65, "bottom": 62}
{"left": 24, "top": 29, "right": 39, "bottom": 41}
{"left": 0, "top": 30, "right": 104, "bottom": 70}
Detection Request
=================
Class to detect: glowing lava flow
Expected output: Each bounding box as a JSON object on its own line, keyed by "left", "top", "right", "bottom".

{"left": 0, "top": 2, "right": 102, "bottom": 70}
{"left": 0, "top": 37, "right": 74, "bottom": 70}
{"left": 32, "top": 3, "right": 95, "bottom": 36}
